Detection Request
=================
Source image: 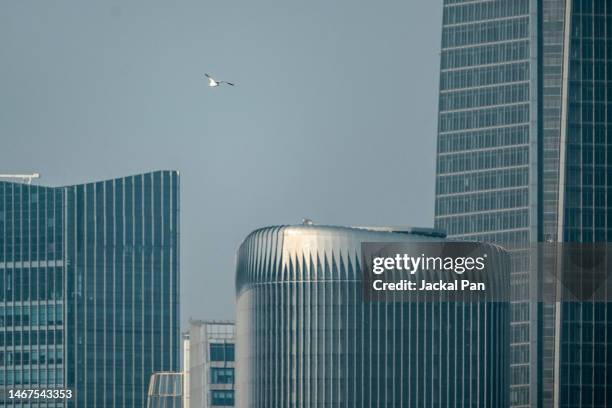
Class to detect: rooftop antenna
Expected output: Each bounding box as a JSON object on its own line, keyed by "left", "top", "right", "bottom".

{"left": 0, "top": 173, "right": 40, "bottom": 185}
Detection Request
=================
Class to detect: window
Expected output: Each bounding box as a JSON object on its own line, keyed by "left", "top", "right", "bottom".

{"left": 211, "top": 367, "right": 234, "bottom": 384}
{"left": 210, "top": 343, "right": 235, "bottom": 362}
{"left": 211, "top": 390, "right": 234, "bottom": 406}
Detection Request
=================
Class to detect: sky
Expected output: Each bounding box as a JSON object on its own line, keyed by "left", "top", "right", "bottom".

{"left": 0, "top": 1, "right": 443, "bottom": 325}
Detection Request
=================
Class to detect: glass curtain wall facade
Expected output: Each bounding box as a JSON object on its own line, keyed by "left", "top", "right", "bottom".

{"left": 435, "top": 1, "right": 612, "bottom": 406}
{"left": 0, "top": 183, "right": 64, "bottom": 408}
{"left": 435, "top": 2, "right": 536, "bottom": 406}
{"left": 147, "top": 372, "right": 183, "bottom": 408}
{"left": 0, "top": 170, "right": 180, "bottom": 407}
{"left": 235, "top": 225, "right": 510, "bottom": 408}
{"left": 557, "top": 1, "right": 612, "bottom": 406}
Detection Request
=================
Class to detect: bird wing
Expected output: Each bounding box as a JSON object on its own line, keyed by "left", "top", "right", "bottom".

{"left": 205, "top": 73, "right": 212, "bottom": 79}
{"left": 224, "top": 82, "right": 235, "bottom": 86}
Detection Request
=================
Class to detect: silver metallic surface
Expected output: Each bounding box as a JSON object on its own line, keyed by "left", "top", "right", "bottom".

{"left": 235, "top": 225, "right": 509, "bottom": 407}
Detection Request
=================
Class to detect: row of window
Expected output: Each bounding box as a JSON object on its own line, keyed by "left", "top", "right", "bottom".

{"left": 569, "top": 58, "right": 610, "bottom": 82}
{"left": 508, "top": 251, "right": 531, "bottom": 271}
{"left": 211, "top": 367, "right": 234, "bottom": 384}
{"left": 563, "top": 209, "right": 612, "bottom": 230}
{"left": 0, "top": 349, "right": 63, "bottom": 366}
{"left": 0, "top": 330, "right": 63, "bottom": 346}
{"left": 0, "top": 368, "right": 63, "bottom": 386}
{"left": 562, "top": 323, "right": 609, "bottom": 345}
{"left": 511, "top": 342, "right": 529, "bottom": 365}
{"left": 210, "top": 343, "right": 235, "bottom": 362}
{"left": 441, "top": 40, "right": 529, "bottom": 70}
{"left": 568, "top": 101, "right": 612, "bottom": 124}
{"left": 565, "top": 146, "right": 609, "bottom": 168}
{"left": 440, "top": 82, "right": 529, "bottom": 112}
{"left": 443, "top": 0, "right": 483, "bottom": 5}
{"left": 436, "top": 168, "right": 528, "bottom": 195}
{"left": 571, "top": 16, "right": 612, "bottom": 40}
{"left": 0, "top": 242, "right": 63, "bottom": 264}
{"left": 565, "top": 168, "right": 610, "bottom": 191}
{"left": 440, "top": 104, "right": 530, "bottom": 132}
{"left": 0, "top": 209, "right": 58, "bottom": 225}
{"left": 443, "top": 0, "right": 529, "bottom": 26}
{"left": 563, "top": 228, "right": 612, "bottom": 242}
{"left": 0, "top": 232, "right": 59, "bottom": 244}
{"left": 438, "top": 125, "right": 529, "bottom": 154}
{"left": 561, "top": 362, "right": 610, "bottom": 382}
{"left": 211, "top": 390, "right": 235, "bottom": 406}
{"left": 563, "top": 302, "right": 609, "bottom": 320}
{"left": 438, "top": 146, "right": 529, "bottom": 174}
{"left": 560, "top": 377, "right": 608, "bottom": 402}
{"left": 0, "top": 252, "right": 64, "bottom": 268}
{"left": 0, "top": 210, "right": 58, "bottom": 226}
{"left": 441, "top": 230, "right": 529, "bottom": 249}
{"left": 440, "top": 61, "right": 529, "bottom": 90}
{"left": 438, "top": 209, "right": 528, "bottom": 236}
{"left": 436, "top": 188, "right": 528, "bottom": 216}
{"left": 0, "top": 304, "right": 63, "bottom": 328}
{"left": 572, "top": 0, "right": 610, "bottom": 15}
{"left": 0, "top": 206, "right": 62, "bottom": 258}
{"left": 511, "top": 281, "right": 530, "bottom": 301}
{"left": 558, "top": 385, "right": 607, "bottom": 407}
{"left": 0, "top": 268, "right": 63, "bottom": 302}
{"left": 0, "top": 188, "right": 58, "bottom": 201}
{"left": 566, "top": 123, "right": 612, "bottom": 145}
{"left": 568, "top": 83, "right": 612, "bottom": 108}
{"left": 511, "top": 303, "right": 530, "bottom": 324}
{"left": 511, "top": 323, "right": 529, "bottom": 344}
{"left": 442, "top": 17, "right": 529, "bottom": 48}
{"left": 510, "top": 386, "right": 529, "bottom": 405}
{"left": 510, "top": 365, "right": 529, "bottom": 390}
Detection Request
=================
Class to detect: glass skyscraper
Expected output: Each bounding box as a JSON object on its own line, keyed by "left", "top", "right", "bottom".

{"left": 435, "top": 1, "right": 612, "bottom": 406}
{"left": 0, "top": 170, "right": 180, "bottom": 407}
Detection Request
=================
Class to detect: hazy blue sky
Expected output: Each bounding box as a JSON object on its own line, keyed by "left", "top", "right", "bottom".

{"left": 0, "top": 1, "right": 442, "bottom": 324}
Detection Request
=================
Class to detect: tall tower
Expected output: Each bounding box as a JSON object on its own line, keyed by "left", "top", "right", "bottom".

{"left": 0, "top": 170, "right": 180, "bottom": 407}
{"left": 235, "top": 225, "right": 509, "bottom": 407}
{"left": 435, "top": 1, "right": 611, "bottom": 406}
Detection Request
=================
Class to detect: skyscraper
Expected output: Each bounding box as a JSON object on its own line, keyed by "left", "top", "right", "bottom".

{"left": 235, "top": 224, "right": 510, "bottom": 407}
{"left": 0, "top": 170, "right": 180, "bottom": 407}
{"left": 434, "top": 1, "right": 611, "bottom": 406}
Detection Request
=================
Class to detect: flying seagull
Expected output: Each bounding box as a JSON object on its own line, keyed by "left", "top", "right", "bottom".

{"left": 205, "top": 73, "right": 234, "bottom": 87}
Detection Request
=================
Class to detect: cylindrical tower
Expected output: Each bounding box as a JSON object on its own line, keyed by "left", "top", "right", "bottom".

{"left": 235, "top": 225, "right": 509, "bottom": 407}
